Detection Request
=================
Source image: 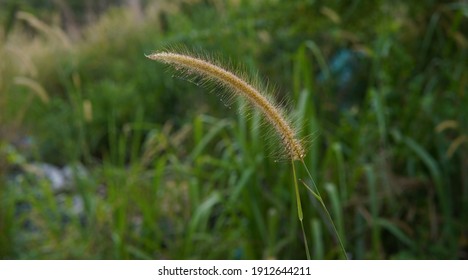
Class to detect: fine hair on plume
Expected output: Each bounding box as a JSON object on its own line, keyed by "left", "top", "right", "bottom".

{"left": 146, "top": 49, "right": 305, "bottom": 161}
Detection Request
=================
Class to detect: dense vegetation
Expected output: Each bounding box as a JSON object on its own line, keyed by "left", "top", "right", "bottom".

{"left": 0, "top": 0, "right": 467, "bottom": 259}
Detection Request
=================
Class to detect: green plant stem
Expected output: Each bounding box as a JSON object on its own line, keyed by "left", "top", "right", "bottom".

{"left": 292, "top": 160, "right": 311, "bottom": 260}
{"left": 300, "top": 159, "right": 348, "bottom": 260}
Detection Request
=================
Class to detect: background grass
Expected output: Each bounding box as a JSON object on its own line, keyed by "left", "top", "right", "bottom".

{"left": 0, "top": 0, "right": 467, "bottom": 259}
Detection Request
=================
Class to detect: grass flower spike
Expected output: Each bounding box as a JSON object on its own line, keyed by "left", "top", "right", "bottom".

{"left": 146, "top": 51, "right": 305, "bottom": 160}
{"left": 147, "top": 50, "right": 348, "bottom": 259}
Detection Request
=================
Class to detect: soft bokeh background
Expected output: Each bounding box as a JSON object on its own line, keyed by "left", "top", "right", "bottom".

{"left": 0, "top": 0, "right": 467, "bottom": 259}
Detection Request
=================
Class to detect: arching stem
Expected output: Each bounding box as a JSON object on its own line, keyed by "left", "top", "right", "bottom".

{"left": 292, "top": 159, "right": 311, "bottom": 260}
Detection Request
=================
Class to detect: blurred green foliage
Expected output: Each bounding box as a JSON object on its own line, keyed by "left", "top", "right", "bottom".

{"left": 0, "top": 0, "right": 467, "bottom": 259}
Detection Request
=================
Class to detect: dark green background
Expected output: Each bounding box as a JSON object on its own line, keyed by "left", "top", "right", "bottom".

{"left": 0, "top": 0, "right": 467, "bottom": 259}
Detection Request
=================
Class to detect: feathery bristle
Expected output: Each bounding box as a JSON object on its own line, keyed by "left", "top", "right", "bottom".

{"left": 146, "top": 51, "right": 305, "bottom": 160}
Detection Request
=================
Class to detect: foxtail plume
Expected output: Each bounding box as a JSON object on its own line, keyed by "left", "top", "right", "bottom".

{"left": 146, "top": 51, "right": 305, "bottom": 160}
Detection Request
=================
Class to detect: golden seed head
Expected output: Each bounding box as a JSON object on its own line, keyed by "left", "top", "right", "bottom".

{"left": 147, "top": 51, "right": 305, "bottom": 160}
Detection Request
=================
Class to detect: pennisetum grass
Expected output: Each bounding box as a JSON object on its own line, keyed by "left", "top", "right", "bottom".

{"left": 146, "top": 51, "right": 305, "bottom": 161}
{"left": 146, "top": 50, "right": 348, "bottom": 259}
